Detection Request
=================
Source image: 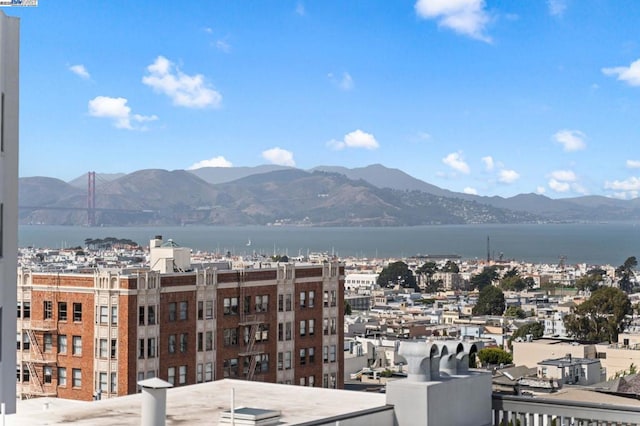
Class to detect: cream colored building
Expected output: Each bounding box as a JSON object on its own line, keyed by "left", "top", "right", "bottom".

{"left": 595, "top": 335, "right": 640, "bottom": 379}
{"left": 513, "top": 339, "right": 596, "bottom": 369}
{"left": 514, "top": 334, "right": 640, "bottom": 380}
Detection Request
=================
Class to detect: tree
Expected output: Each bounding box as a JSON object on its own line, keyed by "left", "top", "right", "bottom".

{"left": 499, "top": 268, "right": 534, "bottom": 292}
{"left": 511, "top": 321, "right": 545, "bottom": 340}
{"left": 563, "top": 286, "right": 632, "bottom": 343}
{"left": 376, "top": 261, "right": 417, "bottom": 290}
{"left": 504, "top": 306, "right": 526, "bottom": 319}
{"left": 616, "top": 256, "right": 637, "bottom": 293}
{"left": 478, "top": 347, "right": 512, "bottom": 366}
{"left": 503, "top": 267, "right": 519, "bottom": 279}
{"left": 500, "top": 276, "right": 525, "bottom": 292}
{"left": 472, "top": 286, "right": 505, "bottom": 316}
{"left": 344, "top": 300, "right": 352, "bottom": 316}
{"left": 509, "top": 322, "right": 545, "bottom": 348}
{"left": 612, "top": 363, "right": 638, "bottom": 379}
{"left": 470, "top": 266, "right": 498, "bottom": 291}
{"left": 575, "top": 270, "right": 604, "bottom": 293}
{"left": 442, "top": 260, "right": 460, "bottom": 273}
{"left": 84, "top": 237, "right": 140, "bottom": 250}
{"left": 423, "top": 279, "right": 443, "bottom": 294}
{"left": 417, "top": 261, "right": 438, "bottom": 291}
{"left": 417, "top": 261, "right": 438, "bottom": 277}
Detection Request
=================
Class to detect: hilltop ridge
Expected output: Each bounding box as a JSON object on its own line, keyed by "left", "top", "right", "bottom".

{"left": 19, "top": 164, "right": 640, "bottom": 226}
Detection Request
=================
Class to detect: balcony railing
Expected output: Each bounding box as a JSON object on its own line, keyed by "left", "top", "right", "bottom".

{"left": 492, "top": 393, "right": 640, "bottom": 426}
{"left": 238, "top": 314, "right": 266, "bottom": 326}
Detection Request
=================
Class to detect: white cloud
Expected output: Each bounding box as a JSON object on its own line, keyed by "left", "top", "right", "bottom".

{"left": 340, "top": 73, "right": 354, "bottom": 90}
{"left": 536, "top": 186, "right": 546, "bottom": 194}
{"left": 414, "top": 0, "right": 491, "bottom": 42}
{"left": 463, "top": 187, "right": 478, "bottom": 195}
{"left": 553, "top": 129, "right": 586, "bottom": 152}
{"left": 188, "top": 156, "right": 233, "bottom": 169}
{"left": 549, "top": 169, "right": 577, "bottom": 182}
{"left": 548, "top": 178, "right": 570, "bottom": 193}
{"left": 547, "top": 0, "right": 567, "bottom": 17}
{"left": 498, "top": 169, "right": 520, "bottom": 184}
{"left": 215, "top": 40, "right": 231, "bottom": 53}
{"left": 442, "top": 152, "right": 470, "bottom": 174}
{"left": 604, "top": 176, "right": 640, "bottom": 200}
{"left": 295, "top": 2, "right": 305, "bottom": 16}
{"left": 328, "top": 72, "right": 354, "bottom": 91}
{"left": 262, "top": 147, "right": 295, "bottom": 167}
{"left": 610, "top": 191, "right": 635, "bottom": 200}
{"left": 572, "top": 183, "right": 588, "bottom": 195}
{"left": 604, "top": 177, "right": 640, "bottom": 191}
{"left": 602, "top": 59, "right": 640, "bottom": 87}
{"left": 481, "top": 155, "right": 494, "bottom": 171}
{"left": 203, "top": 27, "right": 213, "bottom": 34}
{"left": 627, "top": 160, "right": 640, "bottom": 169}
{"left": 547, "top": 169, "right": 587, "bottom": 194}
{"left": 327, "top": 129, "right": 379, "bottom": 150}
{"left": 142, "top": 56, "right": 222, "bottom": 108}
{"left": 416, "top": 132, "right": 431, "bottom": 141}
{"left": 88, "top": 96, "right": 158, "bottom": 130}
{"left": 69, "top": 64, "right": 90, "bottom": 80}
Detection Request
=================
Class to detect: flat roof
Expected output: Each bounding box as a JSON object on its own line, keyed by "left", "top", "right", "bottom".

{"left": 7, "top": 379, "right": 388, "bottom": 426}
{"left": 539, "top": 357, "right": 600, "bottom": 366}
{"left": 542, "top": 388, "right": 640, "bottom": 408}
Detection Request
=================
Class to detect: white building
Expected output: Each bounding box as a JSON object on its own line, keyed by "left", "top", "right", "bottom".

{"left": 537, "top": 355, "right": 604, "bottom": 386}
{"left": 0, "top": 9, "right": 19, "bottom": 415}
{"left": 148, "top": 236, "right": 191, "bottom": 273}
{"left": 344, "top": 272, "right": 378, "bottom": 295}
{"left": 543, "top": 311, "right": 568, "bottom": 337}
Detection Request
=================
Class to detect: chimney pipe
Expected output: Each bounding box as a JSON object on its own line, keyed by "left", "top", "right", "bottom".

{"left": 138, "top": 378, "right": 173, "bottom": 426}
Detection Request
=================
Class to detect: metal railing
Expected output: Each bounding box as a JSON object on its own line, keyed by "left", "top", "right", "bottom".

{"left": 492, "top": 393, "right": 640, "bottom": 426}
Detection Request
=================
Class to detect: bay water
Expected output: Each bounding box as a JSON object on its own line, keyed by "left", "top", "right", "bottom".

{"left": 18, "top": 223, "right": 640, "bottom": 266}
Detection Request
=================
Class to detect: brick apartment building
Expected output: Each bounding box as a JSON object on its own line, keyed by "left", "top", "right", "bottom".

{"left": 16, "top": 238, "right": 344, "bottom": 401}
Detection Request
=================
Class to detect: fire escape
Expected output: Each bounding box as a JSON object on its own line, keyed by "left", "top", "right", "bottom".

{"left": 22, "top": 321, "right": 57, "bottom": 398}
{"left": 21, "top": 275, "right": 59, "bottom": 398}
{"left": 237, "top": 270, "right": 265, "bottom": 381}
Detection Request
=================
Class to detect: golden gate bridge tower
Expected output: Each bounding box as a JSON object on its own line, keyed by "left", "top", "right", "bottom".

{"left": 87, "top": 171, "right": 96, "bottom": 226}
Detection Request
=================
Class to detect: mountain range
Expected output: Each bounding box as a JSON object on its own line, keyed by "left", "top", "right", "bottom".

{"left": 18, "top": 164, "right": 640, "bottom": 226}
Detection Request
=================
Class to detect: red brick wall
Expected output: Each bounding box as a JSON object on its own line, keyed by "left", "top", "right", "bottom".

{"left": 121, "top": 293, "right": 138, "bottom": 395}
{"left": 215, "top": 285, "right": 278, "bottom": 382}
{"left": 294, "top": 281, "right": 325, "bottom": 386}
{"left": 295, "top": 268, "right": 323, "bottom": 279}
{"left": 158, "top": 289, "right": 197, "bottom": 386}
{"left": 42, "top": 289, "right": 95, "bottom": 401}
{"left": 32, "top": 274, "right": 94, "bottom": 289}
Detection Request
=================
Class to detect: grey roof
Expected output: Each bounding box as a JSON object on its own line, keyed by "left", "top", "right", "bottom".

{"left": 592, "top": 374, "right": 640, "bottom": 395}
{"left": 539, "top": 357, "right": 600, "bottom": 366}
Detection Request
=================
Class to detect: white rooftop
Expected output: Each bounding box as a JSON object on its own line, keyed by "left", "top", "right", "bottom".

{"left": 7, "top": 379, "right": 388, "bottom": 425}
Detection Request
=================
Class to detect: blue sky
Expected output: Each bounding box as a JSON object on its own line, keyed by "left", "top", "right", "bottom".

{"left": 8, "top": 0, "right": 640, "bottom": 199}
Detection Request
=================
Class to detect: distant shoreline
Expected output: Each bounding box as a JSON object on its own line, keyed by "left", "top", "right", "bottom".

{"left": 19, "top": 223, "right": 640, "bottom": 266}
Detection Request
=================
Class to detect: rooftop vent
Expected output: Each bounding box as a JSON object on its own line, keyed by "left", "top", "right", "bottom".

{"left": 219, "top": 407, "right": 282, "bottom": 425}
{"left": 398, "top": 340, "right": 478, "bottom": 382}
